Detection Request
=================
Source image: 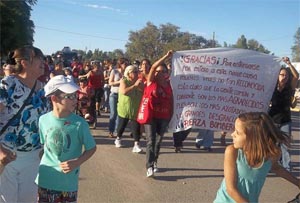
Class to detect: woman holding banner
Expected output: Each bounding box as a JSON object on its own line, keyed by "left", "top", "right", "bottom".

{"left": 268, "top": 56, "right": 299, "bottom": 171}
{"left": 141, "top": 50, "right": 174, "bottom": 178}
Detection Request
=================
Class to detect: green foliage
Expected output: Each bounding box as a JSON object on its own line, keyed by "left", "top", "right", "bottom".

{"left": 234, "top": 35, "right": 248, "bottom": 49}
{"left": 69, "top": 48, "right": 124, "bottom": 63}
{"left": 125, "top": 22, "right": 216, "bottom": 62}
{"left": 291, "top": 27, "right": 300, "bottom": 62}
{"left": 0, "top": 0, "right": 37, "bottom": 57}
{"left": 233, "top": 35, "right": 270, "bottom": 54}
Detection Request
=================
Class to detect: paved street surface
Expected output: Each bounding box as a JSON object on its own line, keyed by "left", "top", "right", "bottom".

{"left": 77, "top": 110, "right": 300, "bottom": 203}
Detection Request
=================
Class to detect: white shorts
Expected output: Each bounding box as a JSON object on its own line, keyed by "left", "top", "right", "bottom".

{"left": 0, "top": 149, "right": 41, "bottom": 203}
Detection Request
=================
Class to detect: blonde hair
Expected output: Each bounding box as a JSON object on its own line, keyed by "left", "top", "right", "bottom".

{"left": 238, "top": 112, "right": 290, "bottom": 167}
{"left": 124, "top": 65, "right": 137, "bottom": 78}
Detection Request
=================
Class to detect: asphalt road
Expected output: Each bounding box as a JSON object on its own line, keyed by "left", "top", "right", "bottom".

{"left": 77, "top": 110, "right": 300, "bottom": 203}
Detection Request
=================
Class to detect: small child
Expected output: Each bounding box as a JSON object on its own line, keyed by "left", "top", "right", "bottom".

{"left": 35, "top": 75, "right": 97, "bottom": 203}
{"left": 214, "top": 112, "right": 300, "bottom": 203}
{"left": 78, "top": 77, "right": 94, "bottom": 121}
{"left": 63, "top": 67, "right": 75, "bottom": 83}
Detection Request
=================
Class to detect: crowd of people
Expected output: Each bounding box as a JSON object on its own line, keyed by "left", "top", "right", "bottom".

{"left": 0, "top": 45, "right": 299, "bottom": 202}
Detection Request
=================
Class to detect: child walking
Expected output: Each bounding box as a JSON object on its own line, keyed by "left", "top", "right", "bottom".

{"left": 214, "top": 112, "right": 300, "bottom": 203}
{"left": 35, "top": 75, "right": 97, "bottom": 203}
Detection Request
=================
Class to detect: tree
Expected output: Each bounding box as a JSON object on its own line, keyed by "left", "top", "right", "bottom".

{"left": 0, "top": 0, "right": 37, "bottom": 57}
{"left": 232, "top": 35, "right": 270, "bottom": 54}
{"left": 113, "top": 49, "right": 125, "bottom": 59}
{"left": 291, "top": 27, "right": 300, "bottom": 62}
{"left": 86, "top": 50, "right": 93, "bottom": 59}
{"left": 126, "top": 22, "right": 161, "bottom": 62}
{"left": 234, "top": 35, "right": 248, "bottom": 49}
{"left": 125, "top": 22, "right": 212, "bottom": 62}
{"left": 247, "top": 39, "right": 270, "bottom": 54}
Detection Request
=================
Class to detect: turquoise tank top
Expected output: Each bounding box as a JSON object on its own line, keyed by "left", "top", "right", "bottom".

{"left": 214, "top": 149, "right": 272, "bottom": 203}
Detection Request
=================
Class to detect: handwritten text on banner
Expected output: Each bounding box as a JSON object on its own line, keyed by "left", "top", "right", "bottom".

{"left": 169, "top": 48, "right": 281, "bottom": 132}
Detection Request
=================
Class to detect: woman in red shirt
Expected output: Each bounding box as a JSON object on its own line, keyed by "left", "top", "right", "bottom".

{"left": 143, "top": 50, "right": 173, "bottom": 178}
{"left": 80, "top": 63, "right": 104, "bottom": 116}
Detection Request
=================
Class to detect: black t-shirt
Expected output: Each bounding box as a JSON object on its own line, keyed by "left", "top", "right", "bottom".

{"left": 268, "top": 86, "right": 292, "bottom": 124}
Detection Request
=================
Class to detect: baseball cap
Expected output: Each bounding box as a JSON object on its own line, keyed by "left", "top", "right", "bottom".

{"left": 44, "top": 75, "right": 79, "bottom": 97}
{"left": 63, "top": 67, "right": 72, "bottom": 72}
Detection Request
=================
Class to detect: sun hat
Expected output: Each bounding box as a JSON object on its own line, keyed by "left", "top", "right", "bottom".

{"left": 44, "top": 75, "right": 79, "bottom": 97}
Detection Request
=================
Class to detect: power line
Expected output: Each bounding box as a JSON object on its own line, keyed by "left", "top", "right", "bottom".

{"left": 35, "top": 25, "right": 128, "bottom": 42}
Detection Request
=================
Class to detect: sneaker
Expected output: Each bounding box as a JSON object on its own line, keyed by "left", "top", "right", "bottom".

{"left": 200, "top": 147, "right": 212, "bottom": 152}
{"left": 132, "top": 145, "right": 143, "bottom": 153}
{"left": 146, "top": 167, "right": 154, "bottom": 178}
{"left": 114, "top": 139, "right": 122, "bottom": 148}
{"left": 153, "top": 162, "right": 158, "bottom": 173}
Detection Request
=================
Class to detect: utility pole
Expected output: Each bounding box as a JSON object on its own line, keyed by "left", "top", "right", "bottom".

{"left": 212, "top": 32, "right": 215, "bottom": 48}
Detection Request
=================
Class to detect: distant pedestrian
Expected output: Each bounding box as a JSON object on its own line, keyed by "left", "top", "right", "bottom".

{"left": 195, "top": 129, "right": 214, "bottom": 152}
{"left": 173, "top": 128, "right": 192, "bottom": 153}
{"left": 108, "top": 58, "right": 128, "bottom": 138}
{"left": 35, "top": 75, "right": 96, "bottom": 203}
{"left": 214, "top": 112, "right": 300, "bottom": 203}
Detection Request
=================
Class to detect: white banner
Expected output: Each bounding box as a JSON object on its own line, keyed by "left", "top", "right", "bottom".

{"left": 169, "top": 48, "right": 281, "bottom": 132}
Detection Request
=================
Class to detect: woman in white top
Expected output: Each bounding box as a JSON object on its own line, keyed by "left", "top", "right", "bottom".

{"left": 108, "top": 57, "right": 128, "bottom": 138}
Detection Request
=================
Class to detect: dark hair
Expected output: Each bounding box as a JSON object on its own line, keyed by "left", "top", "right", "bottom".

{"left": 6, "top": 51, "right": 16, "bottom": 65}
{"left": 117, "top": 57, "right": 129, "bottom": 69}
{"left": 133, "top": 60, "right": 140, "bottom": 66}
{"left": 79, "top": 77, "right": 88, "bottom": 82}
{"left": 276, "top": 67, "right": 293, "bottom": 94}
{"left": 12, "top": 45, "right": 44, "bottom": 73}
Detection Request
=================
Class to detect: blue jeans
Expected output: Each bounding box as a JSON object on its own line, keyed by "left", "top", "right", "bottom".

{"left": 103, "top": 85, "right": 110, "bottom": 110}
{"left": 109, "top": 92, "right": 119, "bottom": 133}
{"left": 195, "top": 129, "right": 214, "bottom": 148}
{"left": 279, "top": 122, "right": 291, "bottom": 170}
{"left": 144, "top": 118, "right": 169, "bottom": 169}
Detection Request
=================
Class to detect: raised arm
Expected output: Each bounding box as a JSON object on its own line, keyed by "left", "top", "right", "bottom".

{"left": 283, "top": 57, "right": 299, "bottom": 90}
{"left": 147, "top": 50, "right": 173, "bottom": 84}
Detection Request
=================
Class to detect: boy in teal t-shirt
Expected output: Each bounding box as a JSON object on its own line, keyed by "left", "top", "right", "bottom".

{"left": 35, "top": 75, "right": 97, "bottom": 202}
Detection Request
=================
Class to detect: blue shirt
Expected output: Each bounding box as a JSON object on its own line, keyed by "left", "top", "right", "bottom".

{"left": 0, "top": 76, "right": 50, "bottom": 151}
{"left": 214, "top": 149, "right": 272, "bottom": 203}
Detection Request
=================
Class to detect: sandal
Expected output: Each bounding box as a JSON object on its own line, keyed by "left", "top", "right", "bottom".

{"left": 108, "top": 132, "right": 115, "bottom": 138}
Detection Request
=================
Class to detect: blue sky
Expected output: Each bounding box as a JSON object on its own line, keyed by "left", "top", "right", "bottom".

{"left": 31, "top": 0, "right": 300, "bottom": 58}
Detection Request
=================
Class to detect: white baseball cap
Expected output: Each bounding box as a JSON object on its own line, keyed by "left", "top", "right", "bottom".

{"left": 44, "top": 75, "right": 79, "bottom": 97}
